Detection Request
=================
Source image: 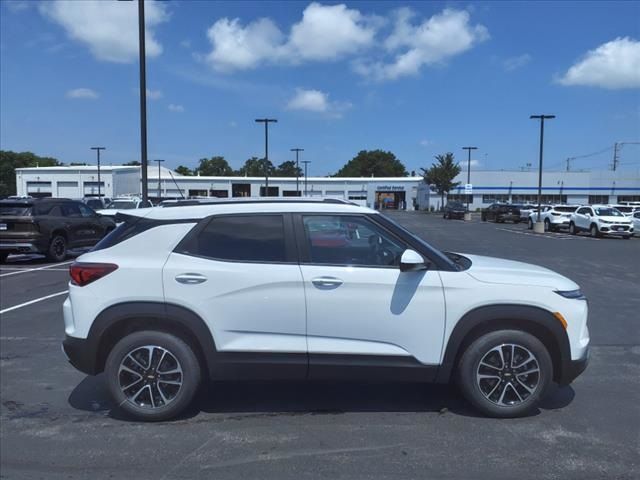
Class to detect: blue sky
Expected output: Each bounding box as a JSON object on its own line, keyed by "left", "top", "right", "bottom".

{"left": 1, "top": 0, "right": 639, "bottom": 176}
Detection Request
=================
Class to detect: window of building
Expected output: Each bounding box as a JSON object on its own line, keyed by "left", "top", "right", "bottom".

{"left": 588, "top": 195, "right": 609, "bottom": 204}
{"left": 209, "top": 189, "right": 229, "bottom": 198}
{"left": 618, "top": 195, "right": 640, "bottom": 203}
{"left": 481, "top": 194, "right": 509, "bottom": 203}
{"left": 180, "top": 215, "right": 286, "bottom": 263}
{"left": 449, "top": 194, "right": 474, "bottom": 203}
{"left": 259, "top": 186, "right": 279, "bottom": 197}
{"left": 348, "top": 195, "right": 367, "bottom": 200}
{"left": 188, "top": 189, "right": 208, "bottom": 197}
{"left": 302, "top": 215, "right": 405, "bottom": 267}
{"left": 282, "top": 190, "right": 302, "bottom": 197}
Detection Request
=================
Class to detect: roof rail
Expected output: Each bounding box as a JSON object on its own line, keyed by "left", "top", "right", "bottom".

{"left": 160, "top": 197, "right": 356, "bottom": 208}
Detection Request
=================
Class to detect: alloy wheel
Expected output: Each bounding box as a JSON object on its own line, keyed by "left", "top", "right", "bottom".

{"left": 476, "top": 343, "right": 540, "bottom": 407}
{"left": 118, "top": 345, "right": 183, "bottom": 409}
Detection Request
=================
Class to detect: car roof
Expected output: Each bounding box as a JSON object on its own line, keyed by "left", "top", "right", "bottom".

{"left": 125, "top": 198, "right": 376, "bottom": 221}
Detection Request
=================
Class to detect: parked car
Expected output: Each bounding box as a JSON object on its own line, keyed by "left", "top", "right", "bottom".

{"left": 528, "top": 205, "right": 578, "bottom": 232}
{"left": 609, "top": 204, "right": 640, "bottom": 217}
{"left": 516, "top": 204, "right": 540, "bottom": 223}
{"left": 632, "top": 211, "right": 640, "bottom": 237}
{"left": 569, "top": 205, "right": 633, "bottom": 239}
{"left": 481, "top": 203, "right": 520, "bottom": 223}
{"left": 81, "top": 197, "right": 108, "bottom": 211}
{"left": 62, "top": 199, "right": 589, "bottom": 421}
{"left": 96, "top": 197, "right": 153, "bottom": 220}
{"left": 0, "top": 198, "right": 116, "bottom": 262}
{"left": 442, "top": 201, "right": 467, "bottom": 220}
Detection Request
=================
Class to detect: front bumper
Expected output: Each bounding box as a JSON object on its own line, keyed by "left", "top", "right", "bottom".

{"left": 62, "top": 335, "right": 99, "bottom": 375}
{"left": 558, "top": 346, "right": 589, "bottom": 386}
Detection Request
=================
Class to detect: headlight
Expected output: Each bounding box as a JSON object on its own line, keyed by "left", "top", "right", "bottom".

{"left": 599, "top": 220, "right": 610, "bottom": 224}
{"left": 555, "top": 289, "right": 587, "bottom": 300}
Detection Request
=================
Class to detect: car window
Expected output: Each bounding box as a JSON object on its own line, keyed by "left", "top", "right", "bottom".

{"left": 634, "top": 212, "right": 640, "bottom": 219}
{"left": 62, "top": 203, "right": 82, "bottom": 217}
{"left": 0, "top": 204, "right": 32, "bottom": 216}
{"left": 181, "top": 215, "right": 286, "bottom": 262}
{"left": 108, "top": 200, "right": 137, "bottom": 210}
{"left": 594, "top": 207, "right": 623, "bottom": 217}
{"left": 554, "top": 206, "right": 577, "bottom": 213}
{"left": 77, "top": 203, "right": 96, "bottom": 218}
{"left": 577, "top": 207, "right": 588, "bottom": 214}
{"left": 85, "top": 199, "right": 102, "bottom": 209}
{"left": 302, "top": 215, "right": 405, "bottom": 267}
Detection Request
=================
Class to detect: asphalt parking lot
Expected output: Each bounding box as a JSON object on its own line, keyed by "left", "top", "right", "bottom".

{"left": 1, "top": 211, "right": 638, "bottom": 480}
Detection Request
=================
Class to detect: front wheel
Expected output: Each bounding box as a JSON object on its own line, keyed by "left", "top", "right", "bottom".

{"left": 105, "top": 331, "right": 202, "bottom": 421}
{"left": 457, "top": 330, "right": 552, "bottom": 418}
{"left": 569, "top": 222, "right": 577, "bottom": 235}
{"left": 528, "top": 218, "right": 533, "bottom": 230}
{"left": 544, "top": 219, "right": 551, "bottom": 232}
{"left": 590, "top": 224, "right": 599, "bottom": 238}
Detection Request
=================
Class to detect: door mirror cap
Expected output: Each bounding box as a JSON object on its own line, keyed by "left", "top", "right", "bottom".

{"left": 400, "top": 249, "right": 428, "bottom": 272}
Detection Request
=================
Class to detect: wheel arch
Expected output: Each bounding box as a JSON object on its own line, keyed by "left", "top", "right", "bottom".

{"left": 86, "top": 302, "right": 217, "bottom": 377}
{"left": 435, "top": 304, "right": 571, "bottom": 384}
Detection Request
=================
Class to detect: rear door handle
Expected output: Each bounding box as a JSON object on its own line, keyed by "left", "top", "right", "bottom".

{"left": 175, "top": 273, "right": 207, "bottom": 285}
{"left": 312, "top": 276, "right": 343, "bottom": 288}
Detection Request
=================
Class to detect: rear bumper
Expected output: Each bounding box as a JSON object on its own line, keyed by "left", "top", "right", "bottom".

{"left": 558, "top": 347, "right": 589, "bottom": 386}
{"left": 62, "top": 335, "right": 99, "bottom": 375}
{"left": 0, "top": 241, "right": 45, "bottom": 253}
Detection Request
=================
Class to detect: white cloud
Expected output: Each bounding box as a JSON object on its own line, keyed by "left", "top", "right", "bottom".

{"left": 557, "top": 37, "right": 640, "bottom": 89}
{"left": 356, "top": 8, "right": 488, "bottom": 81}
{"left": 66, "top": 88, "right": 99, "bottom": 99}
{"left": 146, "top": 89, "right": 163, "bottom": 100}
{"left": 168, "top": 103, "right": 185, "bottom": 112}
{"left": 419, "top": 139, "right": 433, "bottom": 147}
{"left": 286, "top": 88, "right": 351, "bottom": 118}
{"left": 180, "top": 39, "right": 191, "bottom": 49}
{"left": 202, "top": 2, "right": 377, "bottom": 72}
{"left": 40, "top": 0, "right": 169, "bottom": 63}
{"left": 503, "top": 53, "right": 531, "bottom": 72}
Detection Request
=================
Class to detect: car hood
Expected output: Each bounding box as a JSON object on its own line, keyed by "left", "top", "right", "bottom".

{"left": 597, "top": 216, "right": 631, "bottom": 223}
{"left": 462, "top": 254, "right": 578, "bottom": 290}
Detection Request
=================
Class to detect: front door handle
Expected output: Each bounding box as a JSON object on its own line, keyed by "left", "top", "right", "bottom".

{"left": 175, "top": 273, "right": 207, "bottom": 285}
{"left": 312, "top": 276, "right": 343, "bottom": 288}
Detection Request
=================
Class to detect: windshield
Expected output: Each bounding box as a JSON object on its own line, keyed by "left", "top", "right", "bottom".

{"left": 108, "top": 200, "right": 137, "bottom": 210}
{"left": 594, "top": 207, "right": 623, "bottom": 217}
{"left": 614, "top": 206, "right": 632, "bottom": 213}
{"left": 0, "top": 204, "right": 32, "bottom": 216}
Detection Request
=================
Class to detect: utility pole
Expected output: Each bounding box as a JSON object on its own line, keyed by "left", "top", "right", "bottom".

{"left": 612, "top": 142, "right": 640, "bottom": 171}
{"left": 462, "top": 146, "right": 477, "bottom": 218}
{"left": 154, "top": 159, "right": 165, "bottom": 200}
{"left": 255, "top": 118, "right": 277, "bottom": 196}
{"left": 90, "top": 147, "right": 105, "bottom": 198}
{"left": 530, "top": 114, "right": 556, "bottom": 229}
{"left": 302, "top": 160, "right": 311, "bottom": 196}
{"left": 566, "top": 157, "right": 574, "bottom": 172}
{"left": 291, "top": 148, "right": 304, "bottom": 196}
{"left": 137, "top": 0, "right": 148, "bottom": 202}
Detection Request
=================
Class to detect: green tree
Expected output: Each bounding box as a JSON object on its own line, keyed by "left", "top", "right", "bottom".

{"left": 123, "top": 160, "right": 141, "bottom": 166}
{"left": 196, "top": 156, "right": 234, "bottom": 176}
{"left": 421, "top": 152, "right": 461, "bottom": 209}
{"left": 334, "top": 150, "right": 407, "bottom": 177}
{"left": 237, "top": 157, "right": 275, "bottom": 177}
{"left": 275, "top": 160, "right": 302, "bottom": 177}
{"left": 174, "top": 165, "right": 193, "bottom": 176}
{"left": 0, "top": 151, "right": 61, "bottom": 196}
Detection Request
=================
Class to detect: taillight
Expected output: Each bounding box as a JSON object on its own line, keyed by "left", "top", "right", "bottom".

{"left": 69, "top": 262, "right": 118, "bottom": 287}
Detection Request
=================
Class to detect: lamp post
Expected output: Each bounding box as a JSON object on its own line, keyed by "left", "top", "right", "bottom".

{"left": 255, "top": 118, "right": 277, "bottom": 196}
{"left": 153, "top": 159, "right": 165, "bottom": 200}
{"left": 302, "top": 160, "right": 311, "bottom": 196}
{"left": 291, "top": 148, "right": 304, "bottom": 196}
{"left": 530, "top": 114, "right": 556, "bottom": 232}
{"left": 90, "top": 147, "right": 105, "bottom": 198}
{"left": 462, "top": 146, "right": 477, "bottom": 220}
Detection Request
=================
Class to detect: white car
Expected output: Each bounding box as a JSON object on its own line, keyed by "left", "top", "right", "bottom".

{"left": 569, "top": 205, "right": 633, "bottom": 239}
{"left": 96, "top": 197, "right": 153, "bottom": 220}
{"left": 633, "top": 211, "right": 640, "bottom": 237}
{"left": 610, "top": 204, "right": 640, "bottom": 217}
{"left": 528, "top": 205, "right": 579, "bottom": 232}
{"left": 62, "top": 199, "right": 589, "bottom": 421}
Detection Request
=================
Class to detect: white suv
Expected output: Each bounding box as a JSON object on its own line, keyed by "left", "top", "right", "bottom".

{"left": 62, "top": 199, "right": 589, "bottom": 421}
{"left": 528, "top": 205, "right": 578, "bottom": 232}
{"left": 569, "top": 205, "right": 633, "bottom": 239}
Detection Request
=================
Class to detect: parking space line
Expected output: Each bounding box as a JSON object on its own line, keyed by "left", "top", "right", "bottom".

{"left": 0, "top": 290, "right": 68, "bottom": 315}
{"left": 0, "top": 261, "right": 73, "bottom": 278}
{"left": 495, "top": 228, "right": 596, "bottom": 240}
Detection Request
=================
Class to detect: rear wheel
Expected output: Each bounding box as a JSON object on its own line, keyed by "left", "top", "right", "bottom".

{"left": 0, "top": 252, "right": 8, "bottom": 263}
{"left": 46, "top": 235, "right": 67, "bottom": 262}
{"left": 457, "top": 330, "right": 552, "bottom": 418}
{"left": 528, "top": 218, "right": 533, "bottom": 230}
{"left": 569, "top": 222, "right": 577, "bottom": 235}
{"left": 105, "top": 331, "right": 202, "bottom": 421}
{"left": 481, "top": 213, "right": 487, "bottom": 222}
{"left": 544, "top": 219, "right": 551, "bottom": 232}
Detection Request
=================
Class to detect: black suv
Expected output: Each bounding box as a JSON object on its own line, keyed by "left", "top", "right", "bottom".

{"left": 481, "top": 203, "right": 521, "bottom": 223}
{"left": 442, "top": 201, "right": 467, "bottom": 220}
{"left": 0, "top": 198, "right": 116, "bottom": 262}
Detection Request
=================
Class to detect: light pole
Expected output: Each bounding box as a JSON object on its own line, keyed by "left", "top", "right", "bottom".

{"left": 302, "top": 160, "right": 311, "bottom": 196}
{"left": 154, "top": 159, "right": 164, "bottom": 200}
{"left": 462, "top": 146, "right": 477, "bottom": 219}
{"left": 530, "top": 114, "right": 555, "bottom": 232}
{"left": 291, "top": 148, "right": 304, "bottom": 196}
{"left": 137, "top": 0, "right": 148, "bottom": 202}
{"left": 255, "top": 118, "right": 277, "bottom": 196}
{"left": 90, "top": 147, "right": 105, "bottom": 198}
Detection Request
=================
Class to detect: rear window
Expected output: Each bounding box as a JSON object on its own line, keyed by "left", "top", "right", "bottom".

{"left": 554, "top": 206, "right": 577, "bottom": 213}
{"left": 0, "top": 204, "right": 32, "bottom": 216}
{"left": 108, "top": 200, "right": 137, "bottom": 210}
{"left": 92, "top": 216, "right": 155, "bottom": 251}
{"left": 177, "top": 215, "right": 286, "bottom": 263}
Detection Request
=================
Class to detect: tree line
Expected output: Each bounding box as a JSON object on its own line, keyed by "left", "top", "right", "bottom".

{"left": 1, "top": 149, "right": 462, "bottom": 200}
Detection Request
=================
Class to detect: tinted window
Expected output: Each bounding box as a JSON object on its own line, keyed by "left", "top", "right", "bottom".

{"left": 594, "top": 207, "right": 623, "bottom": 217}
{"left": 577, "top": 207, "right": 589, "bottom": 214}
{"left": 0, "top": 204, "right": 32, "bottom": 216}
{"left": 85, "top": 199, "right": 103, "bottom": 210}
{"left": 554, "top": 206, "right": 578, "bottom": 213}
{"left": 182, "top": 215, "right": 286, "bottom": 262}
{"left": 77, "top": 203, "right": 95, "bottom": 218}
{"left": 62, "top": 203, "right": 82, "bottom": 217}
{"left": 303, "top": 215, "right": 405, "bottom": 267}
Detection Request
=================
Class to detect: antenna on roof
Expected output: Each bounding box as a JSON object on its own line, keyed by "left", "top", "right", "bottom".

{"left": 167, "top": 170, "right": 185, "bottom": 199}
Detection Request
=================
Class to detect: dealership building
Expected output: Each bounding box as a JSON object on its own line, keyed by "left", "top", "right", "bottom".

{"left": 13, "top": 165, "right": 640, "bottom": 211}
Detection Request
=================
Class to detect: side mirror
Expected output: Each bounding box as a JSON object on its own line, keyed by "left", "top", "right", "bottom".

{"left": 400, "top": 249, "right": 428, "bottom": 272}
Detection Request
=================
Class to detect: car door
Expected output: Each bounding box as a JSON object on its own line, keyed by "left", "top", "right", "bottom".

{"left": 296, "top": 213, "right": 446, "bottom": 378}
{"left": 575, "top": 207, "right": 591, "bottom": 230}
{"left": 61, "top": 202, "right": 94, "bottom": 247}
{"left": 76, "top": 203, "right": 104, "bottom": 243}
{"left": 162, "top": 213, "right": 307, "bottom": 378}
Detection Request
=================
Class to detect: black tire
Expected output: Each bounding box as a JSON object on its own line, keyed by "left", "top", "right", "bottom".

{"left": 0, "top": 252, "right": 8, "bottom": 263}
{"left": 569, "top": 222, "right": 577, "bottom": 235}
{"left": 443, "top": 213, "right": 448, "bottom": 219}
{"left": 105, "top": 330, "right": 202, "bottom": 422}
{"left": 528, "top": 218, "right": 533, "bottom": 230}
{"left": 46, "top": 235, "right": 67, "bottom": 262}
{"left": 590, "top": 224, "right": 599, "bottom": 238}
{"left": 481, "top": 214, "right": 486, "bottom": 222}
{"left": 544, "top": 219, "right": 551, "bottom": 232}
{"left": 622, "top": 235, "right": 630, "bottom": 240}
{"left": 457, "top": 330, "right": 552, "bottom": 418}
